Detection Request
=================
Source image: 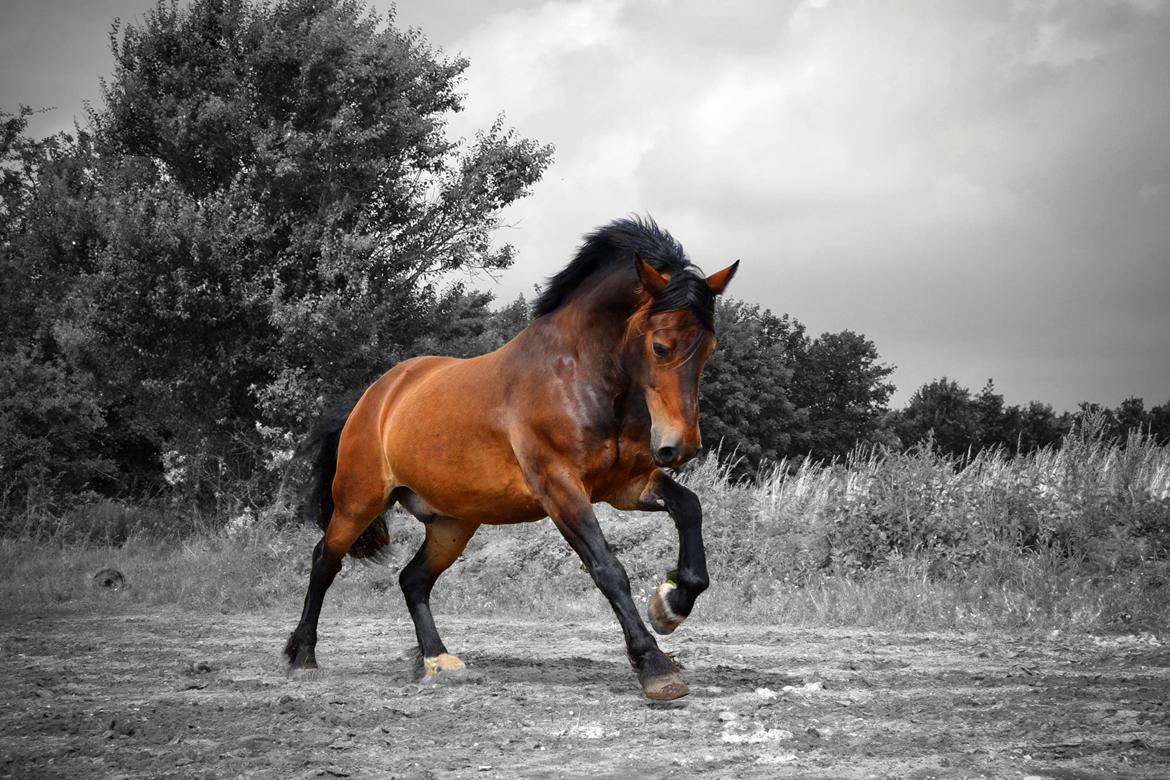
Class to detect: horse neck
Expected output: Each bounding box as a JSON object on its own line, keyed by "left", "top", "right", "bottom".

{"left": 530, "top": 269, "right": 640, "bottom": 394}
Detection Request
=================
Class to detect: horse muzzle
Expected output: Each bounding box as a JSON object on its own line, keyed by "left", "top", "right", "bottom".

{"left": 650, "top": 430, "right": 698, "bottom": 467}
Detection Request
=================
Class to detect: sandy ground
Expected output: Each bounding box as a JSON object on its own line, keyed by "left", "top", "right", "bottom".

{"left": 2, "top": 607, "right": 1168, "bottom": 779}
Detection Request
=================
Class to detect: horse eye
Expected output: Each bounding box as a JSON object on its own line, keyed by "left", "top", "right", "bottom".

{"left": 652, "top": 343, "right": 669, "bottom": 359}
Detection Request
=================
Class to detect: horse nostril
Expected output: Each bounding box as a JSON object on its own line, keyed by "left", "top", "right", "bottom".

{"left": 656, "top": 446, "right": 678, "bottom": 464}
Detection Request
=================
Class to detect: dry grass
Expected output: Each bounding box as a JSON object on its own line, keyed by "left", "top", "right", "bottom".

{"left": 2, "top": 414, "right": 1168, "bottom": 635}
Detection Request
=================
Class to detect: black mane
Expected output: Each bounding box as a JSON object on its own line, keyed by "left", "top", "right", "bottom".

{"left": 532, "top": 217, "right": 715, "bottom": 329}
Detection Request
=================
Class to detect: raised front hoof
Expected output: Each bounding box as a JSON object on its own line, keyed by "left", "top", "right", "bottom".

{"left": 418, "top": 653, "right": 466, "bottom": 682}
{"left": 648, "top": 582, "right": 685, "bottom": 636}
{"left": 641, "top": 669, "right": 689, "bottom": 701}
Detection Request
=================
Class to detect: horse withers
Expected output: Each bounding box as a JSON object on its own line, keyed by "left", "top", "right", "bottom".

{"left": 284, "top": 217, "right": 739, "bottom": 700}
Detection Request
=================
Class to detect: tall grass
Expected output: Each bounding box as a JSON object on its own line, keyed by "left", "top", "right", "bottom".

{"left": 2, "top": 414, "right": 1167, "bottom": 633}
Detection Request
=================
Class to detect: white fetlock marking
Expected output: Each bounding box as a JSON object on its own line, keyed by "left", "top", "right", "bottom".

{"left": 423, "top": 653, "right": 465, "bottom": 679}
{"left": 656, "top": 581, "right": 684, "bottom": 625}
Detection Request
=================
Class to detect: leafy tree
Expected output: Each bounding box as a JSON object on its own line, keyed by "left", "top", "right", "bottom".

{"left": 896, "top": 378, "right": 980, "bottom": 458}
{"left": 2, "top": 0, "right": 551, "bottom": 502}
{"left": 0, "top": 110, "right": 115, "bottom": 501}
{"left": 972, "top": 379, "right": 1041, "bottom": 453}
{"left": 699, "top": 300, "right": 801, "bottom": 466}
{"left": 1150, "top": 401, "right": 1170, "bottom": 446}
{"left": 84, "top": 0, "right": 549, "bottom": 441}
{"left": 1014, "top": 400, "right": 1067, "bottom": 453}
{"left": 1116, "top": 397, "right": 1147, "bottom": 435}
{"left": 412, "top": 292, "right": 530, "bottom": 358}
{"left": 697, "top": 301, "right": 898, "bottom": 469}
{"left": 788, "top": 330, "right": 896, "bottom": 460}
{"left": 1106, "top": 397, "right": 1170, "bottom": 446}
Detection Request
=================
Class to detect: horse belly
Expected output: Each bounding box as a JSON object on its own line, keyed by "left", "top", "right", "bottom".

{"left": 402, "top": 453, "right": 547, "bottom": 525}
{"left": 381, "top": 362, "right": 546, "bottom": 524}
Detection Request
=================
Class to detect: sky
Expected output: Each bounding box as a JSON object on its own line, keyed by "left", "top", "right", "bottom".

{"left": 3, "top": 0, "right": 1168, "bottom": 410}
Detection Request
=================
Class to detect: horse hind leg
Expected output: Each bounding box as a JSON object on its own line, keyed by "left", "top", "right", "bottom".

{"left": 397, "top": 511, "right": 478, "bottom": 680}
{"left": 285, "top": 491, "right": 391, "bottom": 673}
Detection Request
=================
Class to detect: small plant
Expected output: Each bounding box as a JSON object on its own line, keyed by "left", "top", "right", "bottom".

{"left": 1, "top": 414, "right": 1167, "bottom": 632}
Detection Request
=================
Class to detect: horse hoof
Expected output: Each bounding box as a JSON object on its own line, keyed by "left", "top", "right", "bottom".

{"left": 422, "top": 653, "right": 466, "bottom": 681}
{"left": 648, "top": 582, "right": 683, "bottom": 636}
{"left": 641, "top": 670, "right": 689, "bottom": 701}
{"left": 288, "top": 664, "right": 321, "bottom": 679}
{"left": 287, "top": 652, "right": 319, "bottom": 675}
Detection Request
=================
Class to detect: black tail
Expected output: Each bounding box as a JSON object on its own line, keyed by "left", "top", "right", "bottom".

{"left": 296, "top": 390, "right": 390, "bottom": 560}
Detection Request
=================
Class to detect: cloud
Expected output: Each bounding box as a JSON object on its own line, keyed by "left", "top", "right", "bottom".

{"left": 444, "top": 0, "right": 1170, "bottom": 408}
{"left": 9, "top": 0, "right": 1163, "bottom": 408}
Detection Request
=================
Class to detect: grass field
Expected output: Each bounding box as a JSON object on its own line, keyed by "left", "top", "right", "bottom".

{"left": 3, "top": 415, "right": 1167, "bottom": 635}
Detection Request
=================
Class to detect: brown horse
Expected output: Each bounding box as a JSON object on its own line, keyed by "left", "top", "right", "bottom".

{"left": 284, "top": 218, "right": 738, "bottom": 700}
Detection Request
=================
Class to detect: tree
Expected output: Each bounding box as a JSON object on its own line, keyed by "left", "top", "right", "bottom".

{"left": 1116, "top": 397, "right": 1147, "bottom": 435}
{"left": 1150, "top": 401, "right": 1170, "bottom": 446}
{"left": 696, "top": 301, "right": 898, "bottom": 469}
{"left": 973, "top": 379, "right": 1032, "bottom": 453}
{"left": 698, "top": 299, "right": 802, "bottom": 467}
{"left": 788, "top": 330, "right": 896, "bottom": 460}
{"left": 1014, "top": 400, "right": 1068, "bottom": 452}
{"left": 896, "top": 378, "right": 980, "bottom": 458}
{"left": 3, "top": 0, "right": 551, "bottom": 502}
{"left": 0, "top": 110, "right": 116, "bottom": 501}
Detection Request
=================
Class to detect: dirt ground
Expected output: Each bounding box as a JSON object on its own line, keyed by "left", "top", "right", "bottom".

{"left": 2, "top": 607, "right": 1167, "bottom": 779}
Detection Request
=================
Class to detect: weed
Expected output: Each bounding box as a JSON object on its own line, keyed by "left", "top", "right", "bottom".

{"left": 2, "top": 415, "right": 1167, "bottom": 633}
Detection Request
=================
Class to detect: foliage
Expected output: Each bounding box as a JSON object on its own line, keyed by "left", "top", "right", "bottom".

{"left": 699, "top": 300, "right": 801, "bottom": 465}
{"left": 1, "top": 1, "right": 551, "bottom": 505}
{"left": 894, "top": 377, "right": 980, "bottom": 458}
{"left": 699, "top": 300, "right": 896, "bottom": 469}
{"left": 6, "top": 413, "right": 1168, "bottom": 634}
{"left": 895, "top": 376, "right": 1169, "bottom": 460}
{"left": 2, "top": 2, "right": 1164, "bottom": 516}
{"left": 787, "top": 329, "right": 897, "bottom": 460}
{"left": 1, "top": 109, "right": 117, "bottom": 503}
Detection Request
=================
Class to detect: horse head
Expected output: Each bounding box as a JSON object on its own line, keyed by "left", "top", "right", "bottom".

{"left": 625, "top": 255, "right": 738, "bottom": 467}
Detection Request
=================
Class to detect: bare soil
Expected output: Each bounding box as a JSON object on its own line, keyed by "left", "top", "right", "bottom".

{"left": 2, "top": 607, "right": 1168, "bottom": 778}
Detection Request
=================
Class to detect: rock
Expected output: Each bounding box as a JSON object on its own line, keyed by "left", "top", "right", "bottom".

{"left": 721, "top": 722, "right": 794, "bottom": 744}
{"left": 93, "top": 569, "right": 125, "bottom": 590}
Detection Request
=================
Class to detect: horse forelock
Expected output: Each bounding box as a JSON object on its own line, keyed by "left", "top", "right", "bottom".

{"left": 646, "top": 271, "right": 716, "bottom": 331}
{"left": 533, "top": 216, "right": 713, "bottom": 329}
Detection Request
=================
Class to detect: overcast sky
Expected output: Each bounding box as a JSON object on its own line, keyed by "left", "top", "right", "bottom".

{"left": 3, "top": 0, "right": 1168, "bottom": 410}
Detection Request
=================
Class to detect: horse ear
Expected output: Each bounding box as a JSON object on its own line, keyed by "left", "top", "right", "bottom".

{"left": 705, "top": 260, "right": 740, "bottom": 295}
{"left": 634, "top": 252, "right": 670, "bottom": 295}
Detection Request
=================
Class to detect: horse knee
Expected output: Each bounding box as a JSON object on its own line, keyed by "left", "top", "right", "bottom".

{"left": 671, "top": 488, "right": 703, "bottom": 529}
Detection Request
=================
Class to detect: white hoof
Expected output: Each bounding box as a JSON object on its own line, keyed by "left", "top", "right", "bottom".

{"left": 422, "top": 653, "right": 466, "bottom": 680}
{"left": 649, "top": 581, "right": 685, "bottom": 635}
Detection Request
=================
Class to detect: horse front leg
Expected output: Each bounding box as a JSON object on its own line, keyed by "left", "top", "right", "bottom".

{"left": 535, "top": 473, "right": 688, "bottom": 700}
{"left": 640, "top": 471, "right": 709, "bottom": 636}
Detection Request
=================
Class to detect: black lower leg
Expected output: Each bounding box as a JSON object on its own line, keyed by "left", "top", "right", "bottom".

{"left": 590, "top": 555, "right": 675, "bottom": 677}
{"left": 659, "top": 477, "right": 709, "bottom": 619}
{"left": 557, "top": 510, "right": 674, "bottom": 680}
{"left": 399, "top": 547, "right": 447, "bottom": 659}
{"left": 285, "top": 539, "right": 343, "bottom": 668}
